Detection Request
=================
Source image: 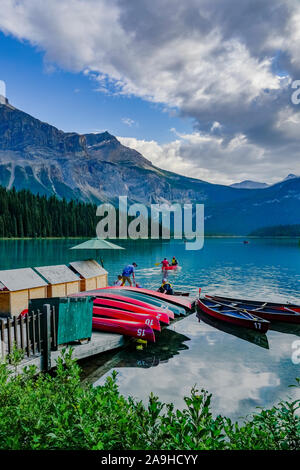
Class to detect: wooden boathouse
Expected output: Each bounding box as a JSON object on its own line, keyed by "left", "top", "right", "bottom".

{"left": 0, "top": 268, "right": 48, "bottom": 316}
{"left": 0, "top": 259, "right": 125, "bottom": 374}
{"left": 34, "top": 264, "right": 80, "bottom": 298}
{"left": 69, "top": 260, "right": 108, "bottom": 291}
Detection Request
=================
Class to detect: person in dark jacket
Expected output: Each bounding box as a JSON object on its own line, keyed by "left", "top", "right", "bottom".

{"left": 158, "top": 278, "right": 174, "bottom": 295}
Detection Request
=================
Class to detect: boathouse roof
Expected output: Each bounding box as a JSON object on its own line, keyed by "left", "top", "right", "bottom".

{"left": 69, "top": 259, "right": 108, "bottom": 279}
{"left": 34, "top": 265, "right": 80, "bottom": 284}
{"left": 0, "top": 268, "right": 48, "bottom": 291}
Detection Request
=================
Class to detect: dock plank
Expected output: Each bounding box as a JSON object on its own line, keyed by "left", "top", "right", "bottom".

{"left": 9, "top": 331, "right": 125, "bottom": 376}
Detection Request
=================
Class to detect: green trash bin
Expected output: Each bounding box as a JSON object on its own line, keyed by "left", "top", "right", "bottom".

{"left": 29, "top": 296, "right": 93, "bottom": 348}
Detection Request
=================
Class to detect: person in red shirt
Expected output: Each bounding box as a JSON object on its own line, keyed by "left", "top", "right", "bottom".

{"left": 161, "top": 258, "right": 169, "bottom": 270}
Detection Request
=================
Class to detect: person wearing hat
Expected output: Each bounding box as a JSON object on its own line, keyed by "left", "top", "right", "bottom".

{"left": 122, "top": 262, "right": 138, "bottom": 286}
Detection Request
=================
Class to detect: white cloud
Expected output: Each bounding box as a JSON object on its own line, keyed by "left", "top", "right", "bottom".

{"left": 119, "top": 130, "right": 300, "bottom": 185}
{"left": 1, "top": 0, "right": 300, "bottom": 181}
{"left": 0, "top": 2, "right": 297, "bottom": 111}
{"left": 119, "top": 134, "right": 202, "bottom": 176}
{"left": 0, "top": 80, "right": 6, "bottom": 97}
{"left": 121, "top": 117, "right": 136, "bottom": 127}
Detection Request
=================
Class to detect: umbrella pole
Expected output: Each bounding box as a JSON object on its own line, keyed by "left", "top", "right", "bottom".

{"left": 97, "top": 250, "right": 104, "bottom": 268}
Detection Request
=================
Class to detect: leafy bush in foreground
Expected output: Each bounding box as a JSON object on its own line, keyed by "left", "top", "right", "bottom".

{"left": 0, "top": 349, "right": 299, "bottom": 450}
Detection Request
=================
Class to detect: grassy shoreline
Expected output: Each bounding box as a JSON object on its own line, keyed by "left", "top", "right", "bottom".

{"left": 0, "top": 349, "right": 299, "bottom": 450}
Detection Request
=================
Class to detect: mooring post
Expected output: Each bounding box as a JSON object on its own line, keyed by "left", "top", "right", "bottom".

{"left": 42, "top": 304, "right": 51, "bottom": 372}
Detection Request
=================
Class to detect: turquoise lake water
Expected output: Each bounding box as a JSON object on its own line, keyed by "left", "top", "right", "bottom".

{"left": 1, "top": 237, "right": 300, "bottom": 421}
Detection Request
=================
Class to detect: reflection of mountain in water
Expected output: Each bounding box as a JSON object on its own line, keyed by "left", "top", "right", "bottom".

{"left": 197, "top": 312, "right": 269, "bottom": 350}
{"left": 81, "top": 327, "right": 191, "bottom": 384}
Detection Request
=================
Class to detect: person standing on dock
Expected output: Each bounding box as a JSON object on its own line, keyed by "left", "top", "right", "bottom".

{"left": 121, "top": 262, "right": 137, "bottom": 286}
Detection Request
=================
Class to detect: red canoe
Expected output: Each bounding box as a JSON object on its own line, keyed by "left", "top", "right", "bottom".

{"left": 69, "top": 290, "right": 174, "bottom": 322}
{"left": 162, "top": 265, "right": 178, "bottom": 271}
{"left": 101, "top": 286, "right": 192, "bottom": 310}
{"left": 93, "top": 306, "right": 161, "bottom": 331}
{"left": 206, "top": 295, "right": 300, "bottom": 323}
{"left": 92, "top": 317, "right": 155, "bottom": 342}
{"left": 92, "top": 292, "right": 173, "bottom": 322}
{"left": 93, "top": 297, "right": 171, "bottom": 325}
{"left": 197, "top": 298, "right": 270, "bottom": 333}
{"left": 207, "top": 294, "right": 300, "bottom": 315}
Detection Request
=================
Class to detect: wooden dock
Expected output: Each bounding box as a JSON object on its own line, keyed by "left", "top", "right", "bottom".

{"left": 0, "top": 305, "right": 125, "bottom": 375}
{"left": 11, "top": 331, "right": 125, "bottom": 376}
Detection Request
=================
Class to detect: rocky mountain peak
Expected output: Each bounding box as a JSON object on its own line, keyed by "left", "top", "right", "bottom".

{"left": 230, "top": 180, "right": 269, "bottom": 189}
{"left": 0, "top": 102, "right": 299, "bottom": 234}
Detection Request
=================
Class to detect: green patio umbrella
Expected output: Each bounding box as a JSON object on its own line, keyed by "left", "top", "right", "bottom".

{"left": 70, "top": 238, "right": 125, "bottom": 267}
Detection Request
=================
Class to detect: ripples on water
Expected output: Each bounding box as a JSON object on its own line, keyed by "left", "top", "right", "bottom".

{"left": 0, "top": 237, "right": 299, "bottom": 420}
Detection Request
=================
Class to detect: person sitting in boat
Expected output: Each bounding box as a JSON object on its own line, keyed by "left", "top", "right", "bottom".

{"left": 158, "top": 279, "right": 174, "bottom": 295}
{"left": 161, "top": 258, "right": 169, "bottom": 270}
{"left": 121, "top": 262, "right": 138, "bottom": 286}
{"left": 171, "top": 256, "right": 178, "bottom": 266}
{"left": 114, "top": 275, "right": 123, "bottom": 286}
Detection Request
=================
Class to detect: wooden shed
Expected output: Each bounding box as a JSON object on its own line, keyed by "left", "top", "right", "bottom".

{"left": 69, "top": 259, "right": 108, "bottom": 292}
{"left": 34, "top": 265, "right": 80, "bottom": 298}
{"left": 0, "top": 268, "right": 48, "bottom": 317}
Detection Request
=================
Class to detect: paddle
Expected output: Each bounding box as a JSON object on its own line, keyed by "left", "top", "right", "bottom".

{"left": 227, "top": 300, "right": 300, "bottom": 319}
{"left": 154, "top": 262, "right": 161, "bottom": 266}
{"left": 252, "top": 303, "right": 267, "bottom": 312}
{"left": 209, "top": 295, "right": 267, "bottom": 313}
{"left": 208, "top": 298, "right": 254, "bottom": 313}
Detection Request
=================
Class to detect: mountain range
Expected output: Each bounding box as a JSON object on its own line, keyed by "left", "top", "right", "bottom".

{"left": 230, "top": 174, "right": 298, "bottom": 189}
{"left": 230, "top": 180, "right": 269, "bottom": 189}
{"left": 0, "top": 100, "right": 299, "bottom": 235}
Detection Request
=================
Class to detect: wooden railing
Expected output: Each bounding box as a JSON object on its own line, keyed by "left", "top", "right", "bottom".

{"left": 0, "top": 304, "right": 58, "bottom": 370}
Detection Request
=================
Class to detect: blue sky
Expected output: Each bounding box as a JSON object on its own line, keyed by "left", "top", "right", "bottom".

{"left": 0, "top": 32, "right": 193, "bottom": 143}
{"left": 0, "top": 0, "right": 299, "bottom": 185}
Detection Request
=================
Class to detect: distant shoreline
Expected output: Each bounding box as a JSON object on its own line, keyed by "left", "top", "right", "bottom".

{"left": 0, "top": 237, "right": 89, "bottom": 240}
{"left": 0, "top": 236, "right": 299, "bottom": 241}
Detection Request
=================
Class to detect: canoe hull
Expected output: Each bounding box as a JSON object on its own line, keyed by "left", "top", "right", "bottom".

{"left": 206, "top": 295, "right": 300, "bottom": 323}
{"left": 93, "top": 306, "right": 161, "bottom": 331}
{"left": 252, "top": 310, "right": 300, "bottom": 324}
{"left": 93, "top": 297, "right": 171, "bottom": 324}
{"left": 103, "top": 286, "right": 192, "bottom": 310}
{"left": 69, "top": 289, "right": 174, "bottom": 320}
{"left": 96, "top": 289, "right": 186, "bottom": 316}
{"left": 92, "top": 317, "right": 155, "bottom": 342}
{"left": 197, "top": 299, "right": 269, "bottom": 333}
{"left": 92, "top": 292, "right": 173, "bottom": 322}
{"left": 162, "top": 265, "right": 178, "bottom": 271}
{"left": 207, "top": 294, "right": 300, "bottom": 313}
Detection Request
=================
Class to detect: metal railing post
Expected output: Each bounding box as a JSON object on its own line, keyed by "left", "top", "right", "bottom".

{"left": 42, "top": 304, "right": 51, "bottom": 371}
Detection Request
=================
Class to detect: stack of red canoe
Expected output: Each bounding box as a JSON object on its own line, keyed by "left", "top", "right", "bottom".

{"left": 70, "top": 287, "right": 193, "bottom": 343}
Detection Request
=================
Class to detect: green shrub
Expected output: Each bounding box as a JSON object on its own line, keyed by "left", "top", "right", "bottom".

{"left": 0, "top": 349, "right": 299, "bottom": 450}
